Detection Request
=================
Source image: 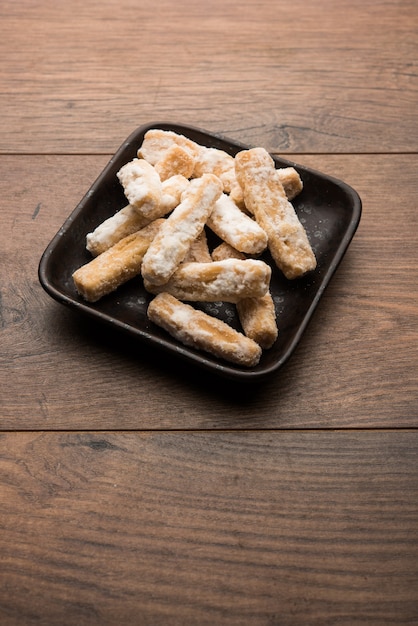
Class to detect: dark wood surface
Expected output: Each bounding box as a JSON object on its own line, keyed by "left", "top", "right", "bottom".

{"left": 0, "top": 0, "right": 417, "bottom": 624}
{"left": 1, "top": 0, "right": 417, "bottom": 154}
{"left": 1, "top": 431, "right": 418, "bottom": 626}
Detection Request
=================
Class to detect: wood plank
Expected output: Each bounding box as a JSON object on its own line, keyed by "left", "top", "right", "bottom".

{"left": 0, "top": 431, "right": 417, "bottom": 625}
{"left": 0, "top": 0, "right": 417, "bottom": 153}
{"left": 0, "top": 154, "right": 417, "bottom": 429}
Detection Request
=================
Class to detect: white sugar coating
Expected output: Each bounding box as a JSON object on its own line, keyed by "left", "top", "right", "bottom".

{"left": 160, "top": 174, "right": 190, "bottom": 211}
{"left": 170, "top": 304, "right": 244, "bottom": 347}
{"left": 191, "top": 259, "right": 269, "bottom": 300}
{"left": 145, "top": 259, "right": 271, "bottom": 302}
{"left": 169, "top": 304, "right": 200, "bottom": 329}
{"left": 235, "top": 147, "right": 316, "bottom": 278}
{"left": 277, "top": 167, "right": 303, "bottom": 200}
{"left": 154, "top": 144, "right": 196, "bottom": 181}
{"left": 137, "top": 129, "right": 201, "bottom": 165}
{"left": 147, "top": 198, "right": 207, "bottom": 273}
{"left": 147, "top": 293, "right": 262, "bottom": 367}
{"left": 87, "top": 174, "right": 190, "bottom": 256}
{"left": 193, "top": 147, "right": 237, "bottom": 192}
{"left": 207, "top": 193, "right": 268, "bottom": 254}
{"left": 86, "top": 205, "right": 150, "bottom": 256}
{"left": 87, "top": 208, "right": 130, "bottom": 245}
{"left": 117, "top": 158, "right": 162, "bottom": 216}
{"left": 161, "top": 174, "right": 189, "bottom": 197}
{"left": 141, "top": 174, "right": 223, "bottom": 285}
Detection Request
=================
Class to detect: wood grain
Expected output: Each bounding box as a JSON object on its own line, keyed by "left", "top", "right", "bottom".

{"left": 0, "top": 0, "right": 417, "bottom": 154}
{"left": 0, "top": 431, "right": 417, "bottom": 625}
{"left": 0, "top": 2, "right": 417, "bottom": 623}
{"left": 0, "top": 153, "right": 417, "bottom": 429}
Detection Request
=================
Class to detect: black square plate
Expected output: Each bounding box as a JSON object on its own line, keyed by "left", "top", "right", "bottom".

{"left": 38, "top": 122, "right": 362, "bottom": 380}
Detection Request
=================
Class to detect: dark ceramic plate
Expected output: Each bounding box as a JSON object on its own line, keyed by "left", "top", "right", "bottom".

{"left": 38, "top": 122, "right": 361, "bottom": 380}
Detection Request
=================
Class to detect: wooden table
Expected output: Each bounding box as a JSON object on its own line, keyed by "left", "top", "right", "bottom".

{"left": 1, "top": 0, "right": 417, "bottom": 623}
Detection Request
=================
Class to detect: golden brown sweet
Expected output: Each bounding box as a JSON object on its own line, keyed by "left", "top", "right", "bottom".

{"left": 206, "top": 193, "right": 268, "bottom": 255}
{"left": 137, "top": 129, "right": 201, "bottom": 165}
{"left": 183, "top": 230, "right": 212, "bottom": 263}
{"left": 147, "top": 293, "right": 262, "bottom": 367}
{"left": 144, "top": 258, "right": 271, "bottom": 303}
{"left": 73, "top": 220, "right": 164, "bottom": 302}
{"left": 141, "top": 174, "right": 223, "bottom": 286}
{"left": 116, "top": 158, "right": 162, "bottom": 219}
{"left": 211, "top": 242, "right": 246, "bottom": 261}
{"left": 86, "top": 204, "right": 151, "bottom": 257}
{"left": 86, "top": 175, "right": 189, "bottom": 257}
{"left": 229, "top": 166, "right": 303, "bottom": 210}
{"left": 154, "top": 145, "right": 195, "bottom": 181}
{"left": 159, "top": 174, "right": 190, "bottom": 212}
{"left": 277, "top": 167, "right": 303, "bottom": 201}
{"left": 236, "top": 293, "right": 278, "bottom": 349}
{"left": 192, "top": 147, "right": 237, "bottom": 192}
{"left": 212, "top": 241, "right": 278, "bottom": 348}
{"left": 235, "top": 147, "right": 316, "bottom": 279}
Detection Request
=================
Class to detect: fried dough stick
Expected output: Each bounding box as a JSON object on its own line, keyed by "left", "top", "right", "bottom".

{"left": 207, "top": 193, "right": 268, "bottom": 255}
{"left": 86, "top": 175, "right": 189, "bottom": 256}
{"left": 141, "top": 174, "right": 223, "bottom": 286}
{"left": 73, "top": 220, "right": 163, "bottom": 302}
{"left": 211, "top": 243, "right": 278, "bottom": 349}
{"left": 144, "top": 258, "right": 271, "bottom": 303}
{"left": 235, "top": 148, "right": 316, "bottom": 279}
{"left": 117, "top": 158, "right": 162, "bottom": 219}
{"left": 148, "top": 293, "right": 262, "bottom": 367}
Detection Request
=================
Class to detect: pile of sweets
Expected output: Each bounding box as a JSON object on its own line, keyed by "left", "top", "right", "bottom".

{"left": 73, "top": 129, "right": 316, "bottom": 367}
